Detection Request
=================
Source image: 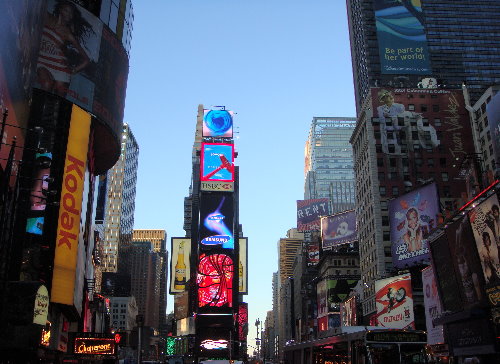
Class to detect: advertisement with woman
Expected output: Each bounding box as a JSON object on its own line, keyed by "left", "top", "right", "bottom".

{"left": 375, "top": 274, "right": 414, "bottom": 329}
{"left": 468, "top": 193, "right": 500, "bottom": 307}
{"left": 389, "top": 183, "right": 439, "bottom": 268}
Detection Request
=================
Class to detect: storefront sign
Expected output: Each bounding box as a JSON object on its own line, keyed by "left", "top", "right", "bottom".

{"left": 74, "top": 337, "right": 115, "bottom": 355}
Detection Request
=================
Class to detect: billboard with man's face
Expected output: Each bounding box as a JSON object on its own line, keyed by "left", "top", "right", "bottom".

{"left": 389, "top": 183, "right": 439, "bottom": 268}
{"left": 321, "top": 210, "right": 357, "bottom": 249}
{"left": 373, "top": 0, "right": 431, "bottom": 74}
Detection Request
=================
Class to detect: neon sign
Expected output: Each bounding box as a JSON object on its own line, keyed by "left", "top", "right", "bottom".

{"left": 74, "top": 337, "right": 115, "bottom": 355}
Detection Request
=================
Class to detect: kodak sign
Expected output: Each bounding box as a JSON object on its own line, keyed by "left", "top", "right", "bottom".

{"left": 51, "top": 105, "right": 91, "bottom": 305}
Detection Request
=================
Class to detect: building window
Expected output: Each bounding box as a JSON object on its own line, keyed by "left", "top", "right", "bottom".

{"left": 434, "top": 118, "right": 441, "bottom": 127}
{"left": 408, "top": 104, "right": 415, "bottom": 111}
{"left": 432, "top": 105, "right": 440, "bottom": 112}
{"left": 441, "top": 172, "right": 449, "bottom": 182}
{"left": 379, "top": 186, "right": 386, "bottom": 196}
{"left": 382, "top": 216, "right": 389, "bottom": 226}
{"left": 421, "top": 105, "right": 427, "bottom": 112}
{"left": 392, "top": 186, "right": 399, "bottom": 196}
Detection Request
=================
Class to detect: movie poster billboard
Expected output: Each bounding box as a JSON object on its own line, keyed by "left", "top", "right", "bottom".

{"left": 422, "top": 266, "right": 444, "bottom": 345}
{"left": 375, "top": 274, "right": 415, "bottom": 329}
{"left": 373, "top": 0, "right": 431, "bottom": 74}
{"left": 239, "top": 238, "right": 248, "bottom": 294}
{"left": 200, "top": 143, "right": 235, "bottom": 183}
{"left": 317, "top": 279, "right": 328, "bottom": 318}
{"left": 468, "top": 194, "right": 500, "bottom": 307}
{"left": 341, "top": 296, "right": 358, "bottom": 327}
{"left": 170, "top": 238, "right": 192, "bottom": 294}
{"left": 199, "top": 193, "right": 234, "bottom": 249}
{"left": 389, "top": 183, "right": 439, "bottom": 268}
{"left": 34, "top": 0, "right": 129, "bottom": 138}
{"left": 297, "top": 198, "right": 330, "bottom": 232}
{"left": 321, "top": 210, "right": 357, "bottom": 249}
{"left": 445, "top": 216, "right": 486, "bottom": 308}
{"left": 327, "top": 278, "right": 359, "bottom": 314}
{"left": 197, "top": 253, "right": 233, "bottom": 309}
{"left": 203, "top": 109, "right": 234, "bottom": 138}
{"left": 487, "top": 92, "right": 500, "bottom": 169}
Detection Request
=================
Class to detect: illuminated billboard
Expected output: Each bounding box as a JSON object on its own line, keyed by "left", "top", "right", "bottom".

{"left": 389, "top": 183, "right": 439, "bottom": 268}
{"left": 197, "top": 253, "right": 233, "bottom": 308}
{"left": 321, "top": 210, "right": 357, "bottom": 249}
{"left": 468, "top": 193, "right": 500, "bottom": 307}
{"left": 34, "top": 0, "right": 129, "bottom": 139}
{"left": 238, "top": 302, "right": 248, "bottom": 342}
{"left": 200, "top": 143, "right": 235, "bottom": 182}
{"left": 26, "top": 152, "right": 52, "bottom": 235}
{"left": 297, "top": 198, "right": 330, "bottom": 232}
{"left": 203, "top": 109, "right": 234, "bottom": 137}
{"left": 74, "top": 336, "right": 115, "bottom": 355}
{"left": 340, "top": 296, "right": 358, "bottom": 327}
{"left": 239, "top": 237, "right": 248, "bottom": 294}
{"left": 373, "top": 0, "right": 431, "bottom": 74}
{"left": 51, "top": 105, "right": 91, "bottom": 305}
{"left": 374, "top": 274, "right": 414, "bottom": 329}
{"left": 170, "top": 238, "right": 192, "bottom": 294}
{"left": 422, "top": 266, "right": 444, "bottom": 345}
{"left": 317, "top": 279, "right": 328, "bottom": 318}
{"left": 199, "top": 193, "right": 234, "bottom": 249}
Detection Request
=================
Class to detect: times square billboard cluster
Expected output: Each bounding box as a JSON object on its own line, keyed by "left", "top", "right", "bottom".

{"left": 169, "top": 109, "right": 248, "bottom": 361}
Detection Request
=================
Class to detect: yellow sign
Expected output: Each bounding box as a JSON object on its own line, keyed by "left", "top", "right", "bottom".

{"left": 170, "top": 238, "right": 191, "bottom": 294}
{"left": 74, "top": 338, "right": 115, "bottom": 355}
{"left": 51, "top": 105, "right": 91, "bottom": 305}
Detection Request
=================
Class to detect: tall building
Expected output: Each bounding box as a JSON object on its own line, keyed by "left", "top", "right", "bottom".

{"left": 278, "top": 228, "right": 304, "bottom": 286}
{"left": 346, "top": 0, "right": 499, "bottom": 320}
{"left": 346, "top": 0, "right": 500, "bottom": 113}
{"left": 132, "top": 230, "right": 168, "bottom": 331}
{"left": 129, "top": 241, "right": 162, "bottom": 330}
{"left": 304, "top": 117, "right": 357, "bottom": 213}
{"left": 96, "top": 124, "right": 139, "bottom": 281}
{"left": 0, "top": 0, "right": 134, "bottom": 360}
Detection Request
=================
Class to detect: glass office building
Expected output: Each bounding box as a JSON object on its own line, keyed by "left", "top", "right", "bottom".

{"left": 304, "top": 117, "right": 357, "bottom": 214}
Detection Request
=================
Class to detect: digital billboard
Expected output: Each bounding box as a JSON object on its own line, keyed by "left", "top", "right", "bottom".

{"left": 51, "top": 105, "right": 91, "bottom": 306}
{"left": 371, "top": 88, "right": 473, "bottom": 161}
{"left": 203, "top": 109, "right": 234, "bottom": 138}
{"left": 321, "top": 210, "right": 357, "bottom": 249}
{"left": 200, "top": 143, "right": 235, "bottom": 182}
{"left": 389, "top": 183, "right": 439, "bottom": 268}
{"left": 199, "top": 193, "right": 234, "bottom": 249}
{"left": 239, "top": 237, "right": 248, "bottom": 294}
{"left": 373, "top": 0, "right": 431, "bottom": 74}
{"left": 170, "top": 238, "right": 192, "bottom": 294}
{"left": 197, "top": 253, "right": 233, "bottom": 309}
{"left": 34, "top": 0, "right": 129, "bottom": 140}
{"left": 422, "top": 266, "right": 444, "bottom": 345}
{"left": 468, "top": 193, "right": 500, "bottom": 307}
{"left": 374, "top": 274, "right": 414, "bottom": 329}
{"left": 297, "top": 198, "right": 330, "bottom": 232}
{"left": 25, "top": 152, "right": 52, "bottom": 235}
{"left": 486, "top": 92, "right": 500, "bottom": 170}
{"left": 238, "top": 302, "right": 248, "bottom": 342}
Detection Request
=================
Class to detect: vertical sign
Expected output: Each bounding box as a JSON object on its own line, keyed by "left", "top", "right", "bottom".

{"left": 374, "top": 274, "right": 414, "bottom": 329}
{"left": 373, "top": 0, "right": 431, "bottom": 74}
{"left": 170, "top": 238, "right": 192, "bottom": 294}
{"left": 51, "top": 105, "right": 90, "bottom": 305}
{"left": 239, "top": 237, "right": 248, "bottom": 295}
{"left": 422, "top": 266, "right": 444, "bottom": 345}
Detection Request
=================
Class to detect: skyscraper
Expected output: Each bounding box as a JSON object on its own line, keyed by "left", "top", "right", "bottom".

{"left": 304, "top": 117, "right": 357, "bottom": 213}
{"left": 346, "top": 0, "right": 500, "bottom": 112}
{"left": 345, "top": 1, "right": 498, "bottom": 320}
{"left": 95, "top": 124, "right": 139, "bottom": 283}
{"left": 132, "top": 229, "right": 168, "bottom": 330}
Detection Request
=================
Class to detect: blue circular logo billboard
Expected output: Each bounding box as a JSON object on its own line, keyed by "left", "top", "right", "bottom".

{"left": 203, "top": 110, "right": 233, "bottom": 136}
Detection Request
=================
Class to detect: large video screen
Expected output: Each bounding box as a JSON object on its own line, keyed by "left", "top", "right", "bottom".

{"left": 34, "top": 0, "right": 129, "bottom": 138}
{"left": 197, "top": 253, "right": 233, "bottom": 309}
{"left": 200, "top": 143, "right": 235, "bottom": 183}
{"left": 199, "top": 193, "right": 234, "bottom": 249}
{"left": 203, "top": 109, "right": 234, "bottom": 138}
{"left": 389, "top": 183, "right": 439, "bottom": 268}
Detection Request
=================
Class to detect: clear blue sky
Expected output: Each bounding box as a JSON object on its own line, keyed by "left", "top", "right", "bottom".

{"left": 124, "top": 0, "right": 356, "bottom": 352}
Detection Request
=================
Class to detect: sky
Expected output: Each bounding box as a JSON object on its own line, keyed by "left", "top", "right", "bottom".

{"left": 123, "top": 0, "right": 356, "bottom": 353}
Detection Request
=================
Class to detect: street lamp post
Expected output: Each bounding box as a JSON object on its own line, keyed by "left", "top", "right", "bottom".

{"left": 255, "top": 318, "right": 261, "bottom": 361}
